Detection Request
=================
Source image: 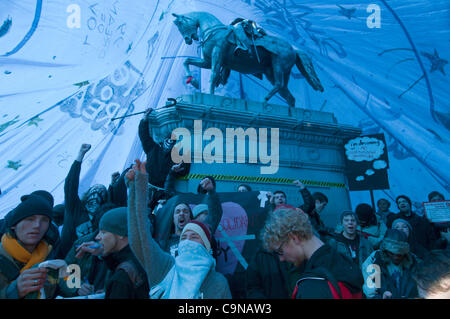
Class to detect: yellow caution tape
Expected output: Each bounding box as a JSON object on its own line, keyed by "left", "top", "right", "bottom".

{"left": 177, "top": 174, "right": 345, "bottom": 188}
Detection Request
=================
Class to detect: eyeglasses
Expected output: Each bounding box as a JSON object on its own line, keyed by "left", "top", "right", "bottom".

{"left": 274, "top": 238, "right": 288, "bottom": 256}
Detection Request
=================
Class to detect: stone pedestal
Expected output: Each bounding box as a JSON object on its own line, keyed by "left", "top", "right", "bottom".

{"left": 147, "top": 93, "right": 361, "bottom": 227}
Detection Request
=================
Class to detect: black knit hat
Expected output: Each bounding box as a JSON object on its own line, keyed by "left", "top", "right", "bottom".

{"left": 7, "top": 194, "right": 54, "bottom": 228}
{"left": 52, "top": 204, "right": 65, "bottom": 226}
{"left": 20, "top": 190, "right": 54, "bottom": 208}
{"left": 98, "top": 207, "right": 128, "bottom": 237}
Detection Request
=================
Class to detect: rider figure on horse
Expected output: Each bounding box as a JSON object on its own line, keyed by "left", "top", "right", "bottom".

{"left": 229, "top": 18, "right": 266, "bottom": 62}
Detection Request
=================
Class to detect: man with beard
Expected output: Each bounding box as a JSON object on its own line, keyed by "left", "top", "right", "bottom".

{"left": 163, "top": 177, "right": 218, "bottom": 258}
{"left": 59, "top": 144, "right": 109, "bottom": 258}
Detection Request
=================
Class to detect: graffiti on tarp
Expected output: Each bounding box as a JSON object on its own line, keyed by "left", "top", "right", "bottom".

{"left": 254, "top": 0, "right": 347, "bottom": 59}
{"left": 57, "top": 61, "right": 145, "bottom": 135}
{"left": 84, "top": 2, "right": 129, "bottom": 58}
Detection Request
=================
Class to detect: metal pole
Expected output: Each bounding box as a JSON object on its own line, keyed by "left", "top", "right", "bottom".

{"left": 111, "top": 98, "right": 177, "bottom": 121}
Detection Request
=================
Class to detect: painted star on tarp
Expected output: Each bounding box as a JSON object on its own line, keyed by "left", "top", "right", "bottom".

{"left": 422, "top": 49, "right": 448, "bottom": 75}
{"left": 6, "top": 160, "right": 22, "bottom": 170}
{"left": 0, "top": 115, "right": 20, "bottom": 133}
{"left": 27, "top": 116, "right": 43, "bottom": 127}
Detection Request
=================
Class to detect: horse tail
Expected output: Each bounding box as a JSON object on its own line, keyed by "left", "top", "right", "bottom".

{"left": 295, "top": 51, "right": 324, "bottom": 92}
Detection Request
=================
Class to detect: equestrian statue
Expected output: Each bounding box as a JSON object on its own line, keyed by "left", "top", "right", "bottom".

{"left": 172, "top": 11, "right": 324, "bottom": 115}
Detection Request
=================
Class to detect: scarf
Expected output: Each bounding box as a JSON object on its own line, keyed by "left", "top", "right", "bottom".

{"left": 1, "top": 234, "right": 51, "bottom": 273}
{"left": 150, "top": 240, "right": 215, "bottom": 299}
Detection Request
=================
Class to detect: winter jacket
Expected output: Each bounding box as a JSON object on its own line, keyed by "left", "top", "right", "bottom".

{"left": 139, "top": 118, "right": 191, "bottom": 189}
{"left": 107, "top": 167, "right": 130, "bottom": 208}
{"left": 61, "top": 231, "right": 108, "bottom": 296}
{"left": 246, "top": 248, "right": 291, "bottom": 299}
{"left": 103, "top": 245, "right": 149, "bottom": 299}
{"left": 127, "top": 170, "right": 231, "bottom": 299}
{"left": 0, "top": 243, "right": 60, "bottom": 299}
{"left": 293, "top": 244, "right": 364, "bottom": 299}
{"left": 362, "top": 250, "right": 418, "bottom": 299}
{"left": 357, "top": 222, "right": 388, "bottom": 250}
{"left": 299, "top": 188, "right": 335, "bottom": 242}
{"left": 298, "top": 187, "right": 314, "bottom": 214}
{"left": 59, "top": 161, "right": 103, "bottom": 258}
{"left": 328, "top": 233, "right": 373, "bottom": 267}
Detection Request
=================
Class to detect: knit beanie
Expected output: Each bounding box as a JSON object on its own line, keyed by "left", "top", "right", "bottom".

{"left": 7, "top": 194, "right": 54, "bottom": 228}
{"left": 192, "top": 204, "right": 209, "bottom": 219}
{"left": 20, "top": 190, "right": 54, "bottom": 208}
{"left": 98, "top": 207, "right": 128, "bottom": 237}
{"left": 355, "top": 203, "right": 377, "bottom": 226}
{"left": 52, "top": 204, "right": 65, "bottom": 226}
{"left": 381, "top": 229, "right": 410, "bottom": 255}
{"left": 180, "top": 221, "right": 212, "bottom": 252}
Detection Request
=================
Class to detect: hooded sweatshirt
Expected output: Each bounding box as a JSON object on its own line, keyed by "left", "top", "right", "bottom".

{"left": 294, "top": 244, "right": 364, "bottom": 299}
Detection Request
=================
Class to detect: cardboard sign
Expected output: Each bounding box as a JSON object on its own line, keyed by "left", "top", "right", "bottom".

{"left": 423, "top": 200, "right": 450, "bottom": 223}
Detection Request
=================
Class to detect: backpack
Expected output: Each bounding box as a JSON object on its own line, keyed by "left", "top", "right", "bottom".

{"left": 292, "top": 266, "right": 362, "bottom": 299}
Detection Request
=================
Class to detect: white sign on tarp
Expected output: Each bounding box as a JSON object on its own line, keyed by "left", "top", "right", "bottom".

{"left": 423, "top": 200, "right": 450, "bottom": 223}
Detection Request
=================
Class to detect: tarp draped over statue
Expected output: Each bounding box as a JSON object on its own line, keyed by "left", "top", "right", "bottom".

{"left": 0, "top": 0, "right": 449, "bottom": 216}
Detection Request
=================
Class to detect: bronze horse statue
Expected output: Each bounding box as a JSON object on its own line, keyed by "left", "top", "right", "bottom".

{"left": 172, "top": 11, "right": 324, "bottom": 114}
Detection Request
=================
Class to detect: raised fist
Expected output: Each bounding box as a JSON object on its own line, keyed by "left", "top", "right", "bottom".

{"left": 79, "top": 144, "right": 91, "bottom": 154}
{"left": 171, "top": 162, "right": 185, "bottom": 173}
{"left": 293, "top": 180, "right": 305, "bottom": 190}
{"left": 200, "top": 178, "right": 214, "bottom": 192}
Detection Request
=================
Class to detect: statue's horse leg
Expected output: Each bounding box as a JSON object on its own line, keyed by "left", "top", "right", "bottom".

{"left": 209, "top": 46, "right": 225, "bottom": 94}
{"left": 263, "top": 57, "right": 285, "bottom": 107}
{"left": 183, "top": 57, "right": 211, "bottom": 89}
{"left": 279, "top": 71, "right": 296, "bottom": 116}
{"left": 264, "top": 55, "right": 296, "bottom": 116}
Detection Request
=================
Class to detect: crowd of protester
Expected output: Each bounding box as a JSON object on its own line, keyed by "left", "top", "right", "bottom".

{"left": 0, "top": 111, "right": 449, "bottom": 299}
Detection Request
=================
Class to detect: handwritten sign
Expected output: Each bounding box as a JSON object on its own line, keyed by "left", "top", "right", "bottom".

{"left": 345, "top": 136, "right": 385, "bottom": 162}
{"left": 423, "top": 200, "right": 450, "bottom": 223}
{"left": 344, "top": 134, "right": 390, "bottom": 191}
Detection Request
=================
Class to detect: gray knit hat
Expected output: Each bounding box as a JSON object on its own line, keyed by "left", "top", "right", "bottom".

{"left": 98, "top": 207, "right": 128, "bottom": 237}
